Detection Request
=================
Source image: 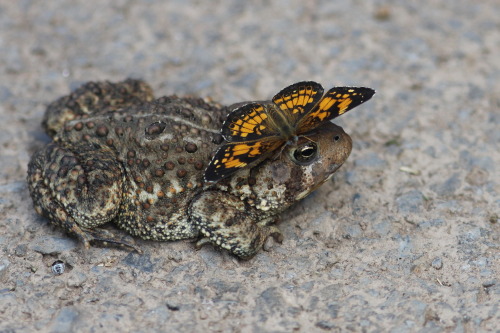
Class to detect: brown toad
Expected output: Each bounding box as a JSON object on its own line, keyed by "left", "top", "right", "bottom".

{"left": 27, "top": 79, "right": 363, "bottom": 258}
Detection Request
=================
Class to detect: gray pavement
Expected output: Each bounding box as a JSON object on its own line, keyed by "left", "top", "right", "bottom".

{"left": 0, "top": 1, "right": 498, "bottom": 332}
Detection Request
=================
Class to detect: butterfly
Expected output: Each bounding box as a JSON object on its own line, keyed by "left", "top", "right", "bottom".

{"left": 204, "top": 81, "right": 375, "bottom": 182}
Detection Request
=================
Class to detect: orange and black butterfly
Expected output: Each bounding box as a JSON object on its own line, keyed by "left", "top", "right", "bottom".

{"left": 204, "top": 81, "right": 375, "bottom": 182}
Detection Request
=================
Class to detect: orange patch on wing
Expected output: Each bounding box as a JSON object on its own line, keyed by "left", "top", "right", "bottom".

{"left": 338, "top": 98, "right": 353, "bottom": 114}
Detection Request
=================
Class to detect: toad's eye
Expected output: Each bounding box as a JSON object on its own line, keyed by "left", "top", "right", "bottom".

{"left": 291, "top": 142, "right": 318, "bottom": 165}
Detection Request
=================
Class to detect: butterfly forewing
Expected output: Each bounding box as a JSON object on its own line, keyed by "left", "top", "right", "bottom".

{"left": 221, "top": 103, "right": 281, "bottom": 142}
{"left": 271, "top": 81, "right": 324, "bottom": 131}
{"left": 297, "top": 86, "right": 375, "bottom": 134}
{"left": 204, "top": 137, "right": 283, "bottom": 182}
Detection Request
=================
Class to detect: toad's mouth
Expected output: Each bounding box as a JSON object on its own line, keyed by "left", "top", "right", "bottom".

{"left": 312, "top": 162, "right": 344, "bottom": 191}
{"left": 294, "top": 161, "right": 345, "bottom": 200}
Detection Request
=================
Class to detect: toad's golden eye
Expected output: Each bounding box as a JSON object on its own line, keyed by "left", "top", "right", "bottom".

{"left": 292, "top": 142, "right": 318, "bottom": 165}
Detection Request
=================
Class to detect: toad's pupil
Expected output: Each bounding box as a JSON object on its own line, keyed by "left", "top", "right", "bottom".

{"left": 301, "top": 146, "right": 315, "bottom": 157}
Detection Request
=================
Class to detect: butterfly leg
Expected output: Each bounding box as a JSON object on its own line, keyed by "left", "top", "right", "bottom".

{"left": 189, "top": 191, "right": 283, "bottom": 259}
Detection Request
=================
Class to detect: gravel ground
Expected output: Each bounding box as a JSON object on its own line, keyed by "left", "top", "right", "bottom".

{"left": 0, "top": 1, "right": 499, "bottom": 332}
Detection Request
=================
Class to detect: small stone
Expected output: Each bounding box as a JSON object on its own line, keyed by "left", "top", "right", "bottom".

{"left": 396, "top": 190, "right": 424, "bottom": 213}
{"left": 465, "top": 167, "right": 489, "bottom": 186}
{"left": 316, "top": 320, "right": 336, "bottom": 330}
{"left": 373, "top": 220, "right": 391, "bottom": 236}
{"left": 145, "top": 306, "right": 171, "bottom": 323}
{"left": 122, "top": 252, "right": 155, "bottom": 272}
{"left": 435, "top": 200, "right": 461, "bottom": 213}
{"left": 354, "top": 152, "right": 386, "bottom": 168}
{"left": 418, "top": 218, "right": 444, "bottom": 228}
{"left": 51, "top": 260, "right": 65, "bottom": 275}
{"left": 482, "top": 280, "right": 496, "bottom": 288}
{"left": 431, "top": 173, "right": 461, "bottom": 196}
{"left": 431, "top": 257, "right": 443, "bottom": 270}
{"left": 166, "top": 300, "right": 180, "bottom": 311}
{"left": 256, "top": 287, "right": 283, "bottom": 314}
{"left": 0, "top": 259, "right": 10, "bottom": 282}
{"left": 49, "top": 307, "right": 80, "bottom": 333}
{"left": 67, "top": 271, "right": 87, "bottom": 287}
{"left": 14, "top": 244, "right": 28, "bottom": 257}
{"left": 30, "top": 236, "right": 77, "bottom": 255}
{"left": 167, "top": 251, "right": 183, "bottom": 263}
{"left": 459, "top": 150, "right": 494, "bottom": 172}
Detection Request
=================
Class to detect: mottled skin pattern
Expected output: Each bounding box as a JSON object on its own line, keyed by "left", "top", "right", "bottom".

{"left": 27, "top": 79, "right": 352, "bottom": 259}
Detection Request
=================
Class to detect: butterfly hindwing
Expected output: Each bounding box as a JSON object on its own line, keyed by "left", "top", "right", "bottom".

{"left": 204, "top": 137, "right": 283, "bottom": 182}
{"left": 297, "top": 86, "right": 375, "bottom": 134}
{"left": 271, "top": 81, "right": 324, "bottom": 128}
{"left": 221, "top": 102, "right": 280, "bottom": 142}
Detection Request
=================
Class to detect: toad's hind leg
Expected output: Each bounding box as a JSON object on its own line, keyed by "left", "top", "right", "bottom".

{"left": 189, "top": 191, "right": 283, "bottom": 259}
{"left": 27, "top": 142, "right": 137, "bottom": 250}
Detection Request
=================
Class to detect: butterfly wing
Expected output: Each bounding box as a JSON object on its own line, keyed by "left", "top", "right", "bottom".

{"left": 221, "top": 102, "right": 281, "bottom": 142}
{"left": 297, "top": 86, "right": 375, "bottom": 134}
{"left": 208, "top": 102, "right": 286, "bottom": 182}
{"left": 204, "top": 137, "right": 283, "bottom": 182}
{"left": 271, "top": 81, "right": 325, "bottom": 130}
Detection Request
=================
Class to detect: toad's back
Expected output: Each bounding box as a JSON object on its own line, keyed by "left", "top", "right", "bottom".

{"left": 31, "top": 80, "right": 231, "bottom": 243}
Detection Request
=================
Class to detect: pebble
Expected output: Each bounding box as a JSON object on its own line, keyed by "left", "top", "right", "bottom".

{"left": 145, "top": 306, "right": 171, "bottom": 323}
{"left": 345, "top": 224, "right": 362, "bottom": 238}
{"left": 122, "top": 252, "right": 156, "bottom": 273}
{"left": 14, "top": 244, "right": 28, "bottom": 257}
{"left": 459, "top": 150, "right": 494, "bottom": 172}
{"left": 418, "top": 218, "right": 444, "bottom": 228}
{"left": 435, "top": 200, "right": 461, "bottom": 213}
{"left": 431, "top": 257, "right": 443, "bottom": 270}
{"left": 51, "top": 260, "right": 65, "bottom": 275}
{"left": 256, "top": 287, "right": 283, "bottom": 314}
{"left": 67, "top": 271, "right": 88, "bottom": 287}
{"left": 345, "top": 170, "right": 361, "bottom": 185}
{"left": 396, "top": 190, "right": 424, "bottom": 213}
{"left": 30, "top": 236, "right": 77, "bottom": 254}
{"left": 49, "top": 307, "right": 80, "bottom": 333}
{"left": 431, "top": 173, "right": 461, "bottom": 196}
{"left": 354, "top": 152, "right": 387, "bottom": 168}
{"left": 315, "top": 320, "right": 336, "bottom": 330}
{"left": 373, "top": 220, "right": 391, "bottom": 236}
{"left": 166, "top": 300, "right": 181, "bottom": 311}
{"left": 480, "top": 269, "right": 493, "bottom": 278}
{"left": 208, "top": 279, "right": 241, "bottom": 298}
{"left": 482, "top": 280, "right": 496, "bottom": 288}
{"left": 0, "top": 259, "right": 10, "bottom": 282}
{"left": 318, "top": 284, "right": 343, "bottom": 302}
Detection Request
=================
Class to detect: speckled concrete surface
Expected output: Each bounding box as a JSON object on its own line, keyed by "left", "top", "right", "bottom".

{"left": 0, "top": 1, "right": 499, "bottom": 332}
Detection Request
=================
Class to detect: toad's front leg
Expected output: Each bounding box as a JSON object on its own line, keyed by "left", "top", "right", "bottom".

{"left": 188, "top": 191, "right": 283, "bottom": 259}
